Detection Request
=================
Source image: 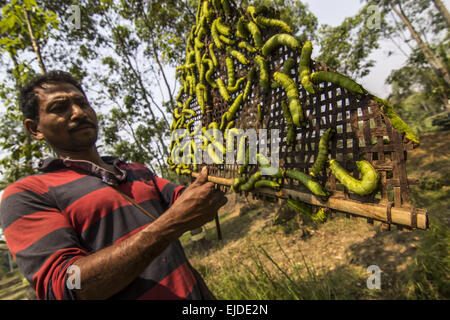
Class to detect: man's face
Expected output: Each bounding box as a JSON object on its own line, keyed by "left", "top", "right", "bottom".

{"left": 27, "top": 82, "right": 99, "bottom": 152}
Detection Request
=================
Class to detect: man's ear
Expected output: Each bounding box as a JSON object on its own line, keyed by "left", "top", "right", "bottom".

{"left": 24, "top": 119, "right": 44, "bottom": 140}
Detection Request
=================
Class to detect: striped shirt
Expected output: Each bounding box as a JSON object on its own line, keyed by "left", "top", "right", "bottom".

{"left": 0, "top": 156, "right": 203, "bottom": 300}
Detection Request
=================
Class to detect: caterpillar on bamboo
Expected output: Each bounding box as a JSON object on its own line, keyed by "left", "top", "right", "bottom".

{"left": 273, "top": 71, "right": 304, "bottom": 127}
{"left": 262, "top": 34, "right": 300, "bottom": 57}
{"left": 285, "top": 169, "right": 329, "bottom": 197}
{"left": 310, "top": 71, "right": 366, "bottom": 96}
{"left": 329, "top": 159, "right": 380, "bottom": 195}
{"left": 309, "top": 128, "right": 335, "bottom": 177}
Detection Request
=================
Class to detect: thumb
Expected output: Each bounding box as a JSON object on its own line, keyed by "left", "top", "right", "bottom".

{"left": 194, "top": 166, "right": 208, "bottom": 185}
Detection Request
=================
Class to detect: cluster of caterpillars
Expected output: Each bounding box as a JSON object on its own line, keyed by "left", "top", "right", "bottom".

{"left": 168, "top": 0, "right": 418, "bottom": 213}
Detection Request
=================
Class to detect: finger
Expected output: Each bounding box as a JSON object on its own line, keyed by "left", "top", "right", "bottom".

{"left": 193, "top": 166, "right": 208, "bottom": 186}
{"left": 210, "top": 190, "right": 227, "bottom": 206}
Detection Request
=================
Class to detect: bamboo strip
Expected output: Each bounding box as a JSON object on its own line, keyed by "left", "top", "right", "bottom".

{"left": 191, "top": 172, "right": 428, "bottom": 230}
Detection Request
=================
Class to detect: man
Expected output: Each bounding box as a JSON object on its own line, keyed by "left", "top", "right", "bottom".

{"left": 0, "top": 70, "right": 227, "bottom": 300}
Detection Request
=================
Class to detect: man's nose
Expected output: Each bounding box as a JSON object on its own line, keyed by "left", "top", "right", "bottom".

{"left": 70, "top": 103, "right": 88, "bottom": 120}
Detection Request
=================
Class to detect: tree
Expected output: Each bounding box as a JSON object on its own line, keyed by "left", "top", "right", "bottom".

{"left": 0, "top": 0, "right": 58, "bottom": 189}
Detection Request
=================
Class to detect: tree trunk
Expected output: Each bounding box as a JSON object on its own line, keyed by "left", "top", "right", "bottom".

{"left": 391, "top": 3, "right": 450, "bottom": 88}
{"left": 432, "top": 0, "right": 450, "bottom": 29}
{"left": 23, "top": 8, "right": 47, "bottom": 74}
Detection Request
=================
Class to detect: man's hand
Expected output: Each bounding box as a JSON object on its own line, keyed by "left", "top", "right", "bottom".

{"left": 167, "top": 166, "right": 227, "bottom": 235}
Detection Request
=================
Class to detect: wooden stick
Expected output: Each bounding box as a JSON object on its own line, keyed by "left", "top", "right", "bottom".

{"left": 191, "top": 172, "right": 428, "bottom": 230}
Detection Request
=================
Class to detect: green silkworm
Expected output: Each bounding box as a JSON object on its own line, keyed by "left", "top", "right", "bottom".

{"left": 219, "top": 34, "right": 235, "bottom": 45}
{"left": 238, "top": 41, "right": 257, "bottom": 53}
{"left": 299, "top": 41, "right": 315, "bottom": 94}
{"left": 175, "top": 89, "right": 184, "bottom": 102}
{"left": 261, "top": 34, "right": 300, "bottom": 57}
{"left": 236, "top": 16, "right": 249, "bottom": 38}
{"left": 211, "top": 20, "right": 223, "bottom": 50}
{"left": 238, "top": 145, "right": 249, "bottom": 175}
{"left": 195, "top": 0, "right": 202, "bottom": 24}
{"left": 221, "top": 0, "right": 231, "bottom": 16}
{"left": 194, "top": 35, "right": 204, "bottom": 49}
{"left": 204, "top": 58, "right": 217, "bottom": 88}
{"left": 183, "top": 96, "right": 193, "bottom": 110}
{"left": 228, "top": 76, "right": 245, "bottom": 93}
{"left": 231, "top": 177, "right": 246, "bottom": 193}
{"left": 329, "top": 159, "right": 380, "bottom": 196}
{"left": 247, "top": 5, "right": 270, "bottom": 21}
{"left": 256, "top": 153, "right": 284, "bottom": 178}
{"left": 212, "top": 0, "right": 221, "bottom": 12}
{"left": 227, "top": 93, "right": 244, "bottom": 121}
{"left": 217, "top": 78, "right": 231, "bottom": 102}
{"left": 273, "top": 72, "right": 304, "bottom": 126}
{"left": 173, "top": 108, "right": 182, "bottom": 119}
{"left": 194, "top": 45, "right": 202, "bottom": 75}
{"left": 181, "top": 168, "right": 191, "bottom": 175}
{"left": 207, "top": 143, "right": 224, "bottom": 165}
{"left": 208, "top": 121, "right": 219, "bottom": 130}
{"left": 255, "top": 55, "right": 270, "bottom": 88}
{"left": 227, "top": 48, "right": 249, "bottom": 65}
{"left": 311, "top": 71, "right": 366, "bottom": 95}
{"left": 271, "top": 58, "right": 296, "bottom": 89}
{"left": 254, "top": 180, "right": 281, "bottom": 191}
{"left": 215, "top": 17, "right": 231, "bottom": 36}
{"left": 255, "top": 16, "right": 292, "bottom": 33}
{"left": 309, "top": 128, "right": 335, "bottom": 177}
{"left": 195, "top": 83, "right": 207, "bottom": 113}
{"left": 220, "top": 112, "right": 229, "bottom": 131}
{"left": 280, "top": 100, "right": 293, "bottom": 126}
{"left": 226, "top": 120, "right": 235, "bottom": 130}
{"left": 240, "top": 171, "right": 262, "bottom": 192}
{"left": 243, "top": 68, "right": 256, "bottom": 100}
{"left": 225, "top": 128, "right": 239, "bottom": 153}
{"left": 282, "top": 58, "right": 296, "bottom": 75}
{"left": 247, "top": 21, "right": 263, "bottom": 48}
{"left": 226, "top": 57, "right": 236, "bottom": 88}
{"left": 280, "top": 99, "right": 296, "bottom": 146}
{"left": 286, "top": 199, "right": 327, "bottom": 223}
{"left": 372, "top": 96, "right": 420, "bottom": 144}
{"left": 287, "top": 127, "right": 295, "bottom": 147}
{"left": 285, "top": 169, "right": 329, "bottom": 197}
{"left": 209, "top": 43, "right": 219, "bottom": 68}
{"left": 257, "top": 104, "right": 262, "bottom": 122}
{"left": 182, "top": 108, "right": 196, "bottom": 118}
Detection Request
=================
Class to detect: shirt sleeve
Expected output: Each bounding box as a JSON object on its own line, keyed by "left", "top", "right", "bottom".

{"left": 0, "top": 180, "right": 88, "bottom": 300}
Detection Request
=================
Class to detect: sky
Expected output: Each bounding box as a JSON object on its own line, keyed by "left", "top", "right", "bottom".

{"left": 303, "top": 0, "right": 450, "bottom": 98}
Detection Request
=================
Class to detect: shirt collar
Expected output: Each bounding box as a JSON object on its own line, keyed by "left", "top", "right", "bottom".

{"left": 38, "top": 156, "right": 128, "bottom": 185}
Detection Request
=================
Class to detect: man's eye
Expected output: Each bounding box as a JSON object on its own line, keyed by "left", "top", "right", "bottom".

{"left": 51, "top": 103, "right": 67, "bottom": 112}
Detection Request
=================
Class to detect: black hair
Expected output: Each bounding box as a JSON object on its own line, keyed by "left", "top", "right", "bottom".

{"left": 19, "top": 70, "right": 87, "bottom": 121}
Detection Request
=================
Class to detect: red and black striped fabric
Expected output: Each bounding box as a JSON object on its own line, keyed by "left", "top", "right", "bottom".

{"left": 0, "top": 156, "right": 202, "bottom": 300}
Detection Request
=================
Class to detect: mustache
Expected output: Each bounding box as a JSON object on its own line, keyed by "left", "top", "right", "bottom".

{"left": 68, "top": 119, "right": 97, "bottom": 131}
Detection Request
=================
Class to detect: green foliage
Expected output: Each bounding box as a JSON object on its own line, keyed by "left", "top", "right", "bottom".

{"left": 406, "top": 219, "right": 450, "bottom": 299}
{"left": 0, "top": 0, "right": 58, "bottom": 188}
